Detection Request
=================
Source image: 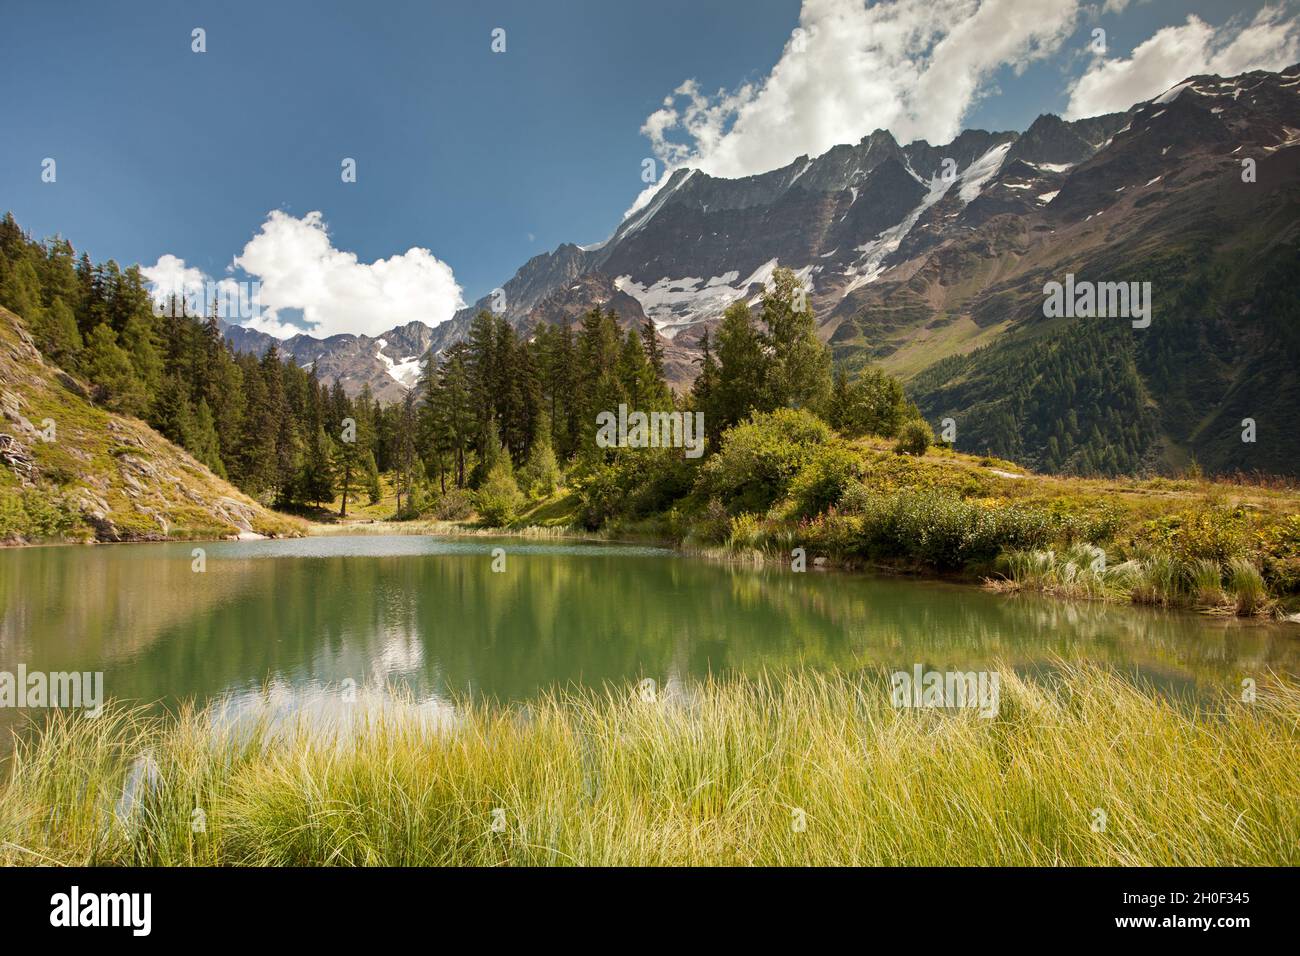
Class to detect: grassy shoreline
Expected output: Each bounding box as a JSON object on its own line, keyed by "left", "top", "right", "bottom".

{"left": 7, "top": 434, "right": 1300, "bottom": 622}
{"left": 1, "top": 665, "right": 1296, "bottom": 867}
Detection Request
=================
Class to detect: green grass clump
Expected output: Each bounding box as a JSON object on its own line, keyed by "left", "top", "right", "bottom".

{"left": 1227, "top": 557, "right": 1269, "bottom": 617}
{"left": 997, "top": 546, "right": 1276, "bottom": 616}
{"left": 2, "top": 666, "right": 1296, "bottom": 867}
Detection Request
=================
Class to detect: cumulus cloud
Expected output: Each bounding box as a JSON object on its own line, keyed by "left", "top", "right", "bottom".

{"left": 141, "top": 253, "right": 208, "bottom": 302}
{"left": 145, "top": 211, "right": 464, "bottom": 339}
{"left": 1065, "top": 6, "right": 1300, "bottom": 118}
{"left": 628, "top": 0, "right": 1081, "bottom": 215}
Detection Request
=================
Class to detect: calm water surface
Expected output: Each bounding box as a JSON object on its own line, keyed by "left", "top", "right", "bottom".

{"left": 1, "top": 535, "right": 1297, "bottom": 735}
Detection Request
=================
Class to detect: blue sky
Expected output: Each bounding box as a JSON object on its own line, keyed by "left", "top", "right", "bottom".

{"left": 2, "top": 0, "right": 1296, "bottom": 337}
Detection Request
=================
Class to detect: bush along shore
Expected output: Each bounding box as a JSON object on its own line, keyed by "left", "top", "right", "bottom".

{"left": 1, "top": 665, "right": 1296, "bottom": 866}
{"left": 540, "top": 407, "right": 1295, "bottom": 620}
{"left": 299, "top": 436, "right": 1300, "bottom": 625}
{"left": 303, "top": 403, "right": 1300, "bottom": 619}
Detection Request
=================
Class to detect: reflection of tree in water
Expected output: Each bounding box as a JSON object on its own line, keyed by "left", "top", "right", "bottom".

{"left": 1, "top": 541, "right": 1296, "bottom": 725}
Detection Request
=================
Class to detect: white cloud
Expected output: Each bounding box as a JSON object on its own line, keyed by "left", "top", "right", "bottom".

{"left": 146, "top": 211, "right": 464, "bottom": 339}
{"left": 140, "top": 253, "right": 207, "bottom": 301}
{"left": 634, "top": 0, "right": 1081, "bottom": 202}
{"left": 1065, "top": 6, "right": 1300, "bottom": 118}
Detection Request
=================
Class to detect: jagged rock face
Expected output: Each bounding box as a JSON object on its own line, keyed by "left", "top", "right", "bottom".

{"left": 221, "top": 320, "right": 435, "bottom": 403}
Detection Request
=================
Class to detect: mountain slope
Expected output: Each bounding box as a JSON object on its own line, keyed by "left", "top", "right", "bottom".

{"left": 0, "top": 305, "right": 302, "bottom": 543}
{"left": 898, "top": 67, "right": 1300, "bottom": 475}
{"left": 217, "top": 64, "right": 1300, "bottom": 475}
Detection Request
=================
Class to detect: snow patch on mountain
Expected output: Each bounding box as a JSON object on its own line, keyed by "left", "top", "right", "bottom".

{"left": 375, "top": 339, "right": 422, "bottom": 388}
{"left": 620, "top": 169, "right": 697, "bottom": 241}
{"left": 844, "top": 171, "right": 954, "bottom": 293}
{"left": 958, "top": 142, "right": 1013, "bottom": 204}
{"left": 615, "top": 269, "right": 744, "bottom": 337}
{"left": 1153, "top": 81, "right": 1193, "bottom": 105}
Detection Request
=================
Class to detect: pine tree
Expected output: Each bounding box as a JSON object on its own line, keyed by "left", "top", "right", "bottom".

{"left": 640, "top": 318, "right": 665, "bottom": 381}
{"left": 691, "top": 329, "right": 721, "bottom": 448}
{"left": 154, "top": 372, "right": 198, "bottom": 450}
{"left": 393, "top": 390, "right": 418, "bottom": 515}
{"left": 364, "top": 450, "right": 382, "bottom": 504}
{"left": 191, "top": 399, "right": 227, "bottom": 478}
{"left": 762, "top": 266, "right": 831, "bottom": 414}
{"left": 0, "top": 256, "right": 44, "bottom": 327}
{"left": 85, "top": 323, "right": 148, "bottom": 416}
{"left": 31, "top": 296, "right": 82, "bottom": 368}
{"left": 519, "top": 411, "right": 561, "bottom": 499}
{"left": 713, "top": 301, "right": 771, "bottom": 431}
{"left": 471, "top": 418, "right": 504, "bottom": 488}
{"left": 423, "top": 342, "right": 474, "bottom": 489}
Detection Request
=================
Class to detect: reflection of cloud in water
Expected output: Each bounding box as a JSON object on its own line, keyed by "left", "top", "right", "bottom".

{"left": 206, "top": 679, "right": 459, "bottom": 750}
{"left": 373, "top": 629, "right": 426, "bottom": 678}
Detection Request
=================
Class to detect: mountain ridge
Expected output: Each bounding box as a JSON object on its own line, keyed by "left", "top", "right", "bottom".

{"left": 220, "top": 63, "right": 1300, "bottom": 474}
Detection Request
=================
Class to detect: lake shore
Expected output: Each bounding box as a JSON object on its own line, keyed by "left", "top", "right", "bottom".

{"left": 300, "top": 516, "right": 1300, "bottom": 623}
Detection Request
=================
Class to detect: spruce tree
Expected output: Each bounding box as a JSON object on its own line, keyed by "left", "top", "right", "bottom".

{"left": 85, "top": 323, "right": 148, "bottom": 416}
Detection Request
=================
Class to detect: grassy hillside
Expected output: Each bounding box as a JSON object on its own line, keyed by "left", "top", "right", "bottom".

{"left": 0, "top": 305, "right": 303, "bottom": 544}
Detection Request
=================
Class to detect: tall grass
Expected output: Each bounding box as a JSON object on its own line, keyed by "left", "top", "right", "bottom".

{"left": 1228, "top": 557, "right": 1268, "bottom": 616}
{"left": 2, "top": 666, "right": 1296, "bottom": 866}
{"left": 996, "top": 547, "right": 1276, "bottom": 616}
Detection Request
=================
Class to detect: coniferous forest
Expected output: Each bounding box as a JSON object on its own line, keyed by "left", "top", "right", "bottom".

{"left": 0, "top": 211, "right": 925, "bottom": 525}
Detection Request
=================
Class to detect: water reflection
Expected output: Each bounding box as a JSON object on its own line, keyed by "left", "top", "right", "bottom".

{"left": 0, "top": 535, "right": 1295, "bottom": 740}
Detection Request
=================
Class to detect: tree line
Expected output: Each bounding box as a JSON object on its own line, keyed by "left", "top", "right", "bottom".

{"left": 2, "top": 211, "right": 924, "bottom": 523}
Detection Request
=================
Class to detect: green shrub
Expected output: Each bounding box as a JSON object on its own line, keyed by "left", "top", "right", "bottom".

{"left": 574, "top": 448, "right": 696, "bottom": 529}
{"left": 727, "top": 513, "right": 765, "bottom": 551}
{"left": 1146, "top": 507, "right": 1249, "bottom": 563}
{"left": 474, "top": 461, "right": 523, "bottom": 526}
{"left": 855, "top": 490, "right": 1052, "bottom": 570}
{"left": 838, "top": 479, "right": 873, "bottom": 515}
{"left": 693, "top": 499, "right": 732, "bottom": 546}
{"left": 1259, "top": 515, "right": 1300, "bottom": 595}
{"left": 432, "top": 487, "right": 474, "bottom": 521}
{"left": 788, "top": 443, "right": 861, "bottom": 517}
{"left": 893, "top": 419, "right": 933, "bottom": 457}
{"left": 695, "top": 408, "right": 832, "bottom": 514}
{"left": 395, "top": 480, "right": 429, "bottom": 520}
{"left": 0, "top": 489, "right": 79, "bottom": 540}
